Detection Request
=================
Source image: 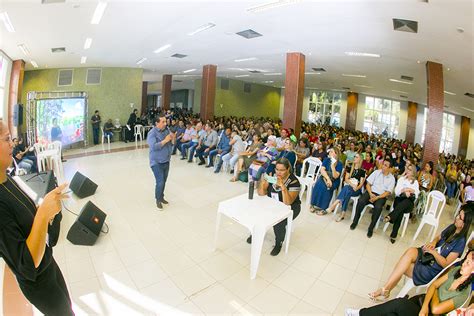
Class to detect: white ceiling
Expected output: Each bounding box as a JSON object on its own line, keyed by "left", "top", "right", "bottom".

{"left": 1, "top": 0, "right": 473, "bottom": 117}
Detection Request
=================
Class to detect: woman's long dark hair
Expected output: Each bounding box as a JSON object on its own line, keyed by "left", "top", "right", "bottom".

{"left": 454, "top": 250, "right": 474, "bottom": 292}
{"left": 443, "top": 203, "right": 474, "bottom": 243}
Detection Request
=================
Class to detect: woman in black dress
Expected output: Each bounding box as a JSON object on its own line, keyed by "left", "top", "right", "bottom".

{"left": 0, "top": 119, "right": 73, "bottom": 315}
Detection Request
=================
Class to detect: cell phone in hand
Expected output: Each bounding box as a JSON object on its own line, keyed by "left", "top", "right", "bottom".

{"left": 264, "top": 174, "right": 277, "bottom": 184}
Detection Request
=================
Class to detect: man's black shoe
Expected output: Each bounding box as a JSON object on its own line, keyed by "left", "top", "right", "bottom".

{"left": 198, "top": 161, "right": 205, "bottom": 166}
{"left": 350, "top": 223, "right": 357, "bottom": 230}
{"left": 246, "top": 236, "right": 252, "bottom": 244}
{"left": 367, "top": 230, "right": 373, "bottom": 238}
{"left": 156, "top": 201, "right": 163, "bottom": 211}
{"left": 161, "top": 198, "right": 169, "bottom": 205}
{"left": 180, "top": 157, "right": 186, "bottom": 160}
{"left": 270, "top": 242, "right": 282, "bottom": 256}
{"left": 205, "top": 165, "right": 213, "bottom": 168}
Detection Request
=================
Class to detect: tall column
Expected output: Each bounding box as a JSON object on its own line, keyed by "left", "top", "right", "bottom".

{"left": 422, "top": 61, "right": 444, "bottom": 166}
{"left": 200, "top": 64, "right": 217, "bottom": 122}
{"left": 458, "top": 116, "right": 470, "bottom": 158}
{"left": 283, "top": 52, "right": 305, "bottom": 137}
{"left": 8, "top": 60, "right": 25, "bottom": 138}
{"left": 141, "top": 81, "right": 148, "bottom": 114}
{"left": 406, "top": 101, "right": 418, "bottom": 144}
{"left": 161, "top": 74, "right": 172, "bottom": 111}
{"left": 345, "top": 92, "right": 358, "bottom": 131}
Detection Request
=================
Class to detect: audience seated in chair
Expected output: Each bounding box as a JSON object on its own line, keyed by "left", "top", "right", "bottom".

{"left": 368, "top": 203, "right": 473, "bottom": 302}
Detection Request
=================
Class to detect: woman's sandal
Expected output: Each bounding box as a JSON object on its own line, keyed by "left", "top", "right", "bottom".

{"left": 316, "top": 209, "right": 329, "bottom": 216}
{"left": 368, "top": 287, "right": 390, "bottom": 302}
{"left": 383, "top": 215, "right": 391, "bottom": 223}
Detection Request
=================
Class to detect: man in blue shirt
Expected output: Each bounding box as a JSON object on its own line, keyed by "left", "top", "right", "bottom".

{"left": 207, "top": 127, "right": 231, "bottom": 169}
{"left": 147, "top": 114, "right": 175, "bottom": 210}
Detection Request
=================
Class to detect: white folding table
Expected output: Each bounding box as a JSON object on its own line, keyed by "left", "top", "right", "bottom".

{"left": 213, "top": 193, "right": 293, "bottom": 279}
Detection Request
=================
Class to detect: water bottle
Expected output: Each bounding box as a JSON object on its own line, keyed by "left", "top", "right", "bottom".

{"left": 248, "top": 181, "right": 254, "bottom": 200}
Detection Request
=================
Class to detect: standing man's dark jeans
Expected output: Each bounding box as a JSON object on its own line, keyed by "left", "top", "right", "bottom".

{"left": 360, "top": 295, "right": 424, "bottom": 316}
{"left": 151, "top": 162, "right": 170, "bottom": 202}
{"left": 93, "top": 127, "right": 100, "bottom": 145}
{"left": 388, "top": 196, "right": 415, "bottom": 238}
{"left": 351, "top": 191, "right": 387, "bottom": 233}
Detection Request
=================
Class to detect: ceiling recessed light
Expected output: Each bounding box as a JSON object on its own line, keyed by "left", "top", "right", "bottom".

{"left": 264, "top": 72, "right": 282, "bottom": 76}
{"left": 393, "top": 18, "right": 418, "bottom": 33}
{"left": 234, "top": 57, "right": 257, "bottom": 62}
{"left": 18, "top": 44, "right": 30, "bottom": 56}
{"left": 344, "top": 51, "right": 380, "bottom": 58}
{"left": 247, "top": 0, "right": 300, "bottom": 13}
{"left": 461, "top": 106, "right": 474, "bottom": 112}
{"left": 154, "top": 44, "right": 171, "bottom": 54}
{"left": 30, "top": 60, "right": 38, "bottom": 68}
{"left": 182, "top": 68, "right": 196, "bottom": 73}
{"left": 389, "top": 78, "right": 413, "bottom": 85}
{"left": 417, "top": 60, "right": 421, "bottom": 64}
{"left": 80, "top": 56, "right": 87, "bottom": 64}
{"left": 188, "top": 22, "right": 216, "bottom": 36}
{"left": 263, "top": 80, "right": 274, "bottom": 83}
{"left": 0, "top": 12, "right": 15, "bottom": 32}
{"left": 392, "top": 89, "right": 408, "bottom": 94}
{"left": 235, "top": 74, "right": 250, "bottom": 78}
{"left": 136, "top": 57, "right": 147, "bottom": 65}
{"left": 444, "top": 90, "right": 456, "bottom": 96}
{"left": 84, "top": 38, "right": 92, "bottom": 50}
{"left": 342, "top": 74, "right": 366, "bottom": 78}
{"left": 91, "top": 1, "right": 107, "bottom": 25}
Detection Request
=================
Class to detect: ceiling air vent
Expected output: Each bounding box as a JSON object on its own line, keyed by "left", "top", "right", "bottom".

{"left": 342, "top": 87, "right": 351, "bottom": 90}
{"left": 42, "top": 0, "right": 66, "bottom": 3}
{"left": 236, "top": 29, "right": 262, "bottom": 39}
{"left": 400, "top": 95, "right": 408, "bottom": 99}
{"left": 173, "top": 80, "right": 183, "bottom": 83}
{"left": 86, "top": 68, "right": 102, "bottom": 85}
{"left": 57, "top": 69, "right": 73, "bottom": 86}
{"left": 221, "top": 79, "right": 230, "bottom": 90}
{"left": 248, "top": 70, "right": 261, "bottom": 73}
{"left": 401, "top": 75, "right": 414, "bottom": 81}
{"left": 244, "top": 83, "right": 251, "bottom": 93}
{"left": 312, "top": 68, "right": 326, "bottom": 72}
{"left": 464, "top": 92, "right": 474, "bottom": 98}
{"left": 51, "top": 47, "right": 66, "bottom": 53}
{"left": 171, "top": 53, "right": 187, "bottom": 58}
{"left": 393, "top": 18, "right": 418, "bottom": 33}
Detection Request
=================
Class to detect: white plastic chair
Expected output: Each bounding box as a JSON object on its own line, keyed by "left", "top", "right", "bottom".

{"left": 413, "top": 190, "right": 446, "bottom": 242}
{"left": 101, "top": 127, "right": 111, "bottom": 144}
{"left": 383, "top": 212, "right": 411, "bottom": 238}
{"left": 33, "top": 143, "right": 48, "bottom": 172}
{"left": 296, "top": 157, "right": 322, "bottom": 205}
{"left": 12, "top": 159, "right": 27, "bottom": 176}
{"left": 134, "top": 124, "right": 144, "bottom": 142}
{"left": 48, "top": 141, "right": 63, "bottom": 180}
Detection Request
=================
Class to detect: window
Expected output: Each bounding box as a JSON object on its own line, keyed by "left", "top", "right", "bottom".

{"left": 421, "top": 108, "right": 456, "bottom": 154}
{"left": 308, "top": 91, "right": 342, "bottom": 127}
{"left": 363, "top": 96, "right": 400, "bottom": 138}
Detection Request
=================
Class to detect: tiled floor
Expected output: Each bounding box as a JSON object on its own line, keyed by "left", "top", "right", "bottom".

{"left": 39, "top": 142, "right": 457, "bottom": 315}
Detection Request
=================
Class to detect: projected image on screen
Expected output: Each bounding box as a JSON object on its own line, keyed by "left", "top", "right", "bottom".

{"left": 36, "top": 98, "right": 86, "bottom": 146}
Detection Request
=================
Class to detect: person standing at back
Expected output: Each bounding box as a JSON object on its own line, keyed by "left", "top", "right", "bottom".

{"left": 147, "top": 114, "right": 175, "bottom": 211}
{"left": 91, "top": 110, "right": 101, "bottom": 145}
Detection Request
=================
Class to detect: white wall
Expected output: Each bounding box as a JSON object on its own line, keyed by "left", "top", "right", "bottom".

{"left": 452, "top": 115, "right": 461, "bottom": 155}
{"left": 414, "top": 104, "right": 426, "bottom": 145}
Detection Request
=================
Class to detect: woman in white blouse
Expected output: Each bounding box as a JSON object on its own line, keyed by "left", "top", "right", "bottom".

{"left": 383, "top": 164, "right": 420, "bottom": 243}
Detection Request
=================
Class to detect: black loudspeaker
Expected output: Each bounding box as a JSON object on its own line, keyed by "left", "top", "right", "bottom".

{"left": 13, "top": 104, "right": 23, "bottom": 127}
{"left": 69, "top": 172, "right": 98, "bottom": 198}
{"left": 67, "top": 201, "right": 107, "bottom": 246}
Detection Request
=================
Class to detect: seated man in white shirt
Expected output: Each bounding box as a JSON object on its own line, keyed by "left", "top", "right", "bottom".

{"left": 350, "top": 159, "right": 396, "bottom": 238}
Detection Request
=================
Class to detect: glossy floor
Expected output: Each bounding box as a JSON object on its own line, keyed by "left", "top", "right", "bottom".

{"left": 23, "top": 142, "right": 461, "bottom": 315}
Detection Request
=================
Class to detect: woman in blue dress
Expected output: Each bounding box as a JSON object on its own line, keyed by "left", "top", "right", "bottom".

{"left": 369, "top": 203, "right": 473, "bottom": 301}
{"left": 266, "top": 138, "right": 297, "bottom": 175}
{"left": 309, "top": 147, "right": 343, "bottom": 213}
